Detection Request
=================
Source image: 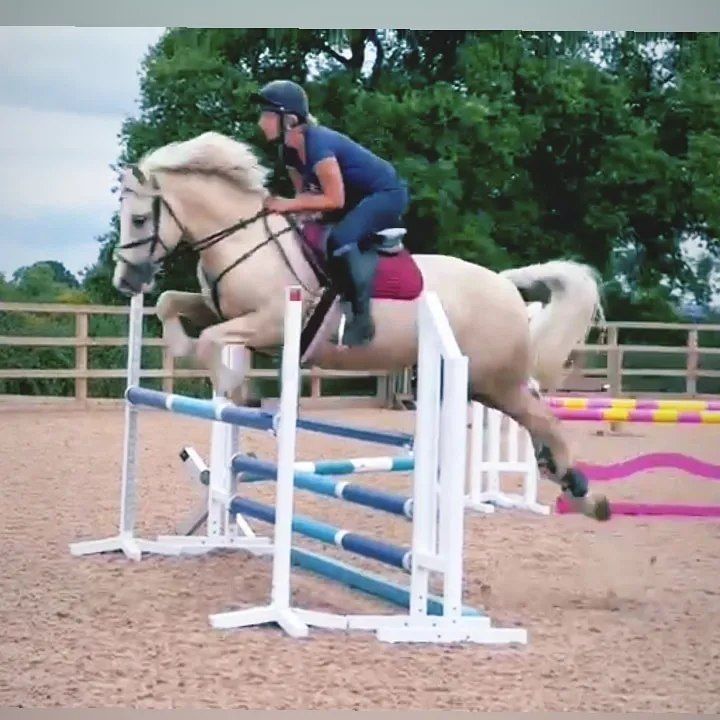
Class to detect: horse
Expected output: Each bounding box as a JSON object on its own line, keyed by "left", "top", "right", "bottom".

{"left": 112, "top": 130, "right": 610, "bottom": 521}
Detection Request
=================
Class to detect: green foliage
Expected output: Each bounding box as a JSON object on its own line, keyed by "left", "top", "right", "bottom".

{"left": 15, "top": 34, "right": 720, "bottom": 301}
{"left": 78, "top": 29, "right": 719, "bottom": 321}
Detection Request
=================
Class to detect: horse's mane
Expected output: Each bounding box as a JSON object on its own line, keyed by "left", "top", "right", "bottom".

{"left": 138, "top": 131, "right": 270, "bottom": 195}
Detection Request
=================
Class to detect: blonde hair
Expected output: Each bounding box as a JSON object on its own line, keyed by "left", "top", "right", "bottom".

{"left": 286, "top": 112, "right": 319, "bottom": 130}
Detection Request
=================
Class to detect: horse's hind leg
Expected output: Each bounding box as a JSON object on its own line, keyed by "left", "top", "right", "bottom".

{"left": 474, "top": 382, "right": 611, "bottom": 522}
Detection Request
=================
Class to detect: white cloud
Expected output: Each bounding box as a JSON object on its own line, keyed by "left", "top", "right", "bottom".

{"left": 0, "top": 26, "right": 165, "bottom": 276}
{"left": 0, "top": 27, "right": 165, "bottom": 116}
{"left": 0, "top": 105, "right": 122, "bottom": 218}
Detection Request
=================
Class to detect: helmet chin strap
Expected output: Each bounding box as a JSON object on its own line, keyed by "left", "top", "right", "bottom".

{"left": 277, "top": 110, "right": 287, "bottom": 166}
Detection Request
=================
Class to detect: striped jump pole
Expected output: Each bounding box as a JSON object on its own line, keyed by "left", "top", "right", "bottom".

{"left": 556, "top": 496, "right": 720, "bottom": 518}
{"left": 232, "top": 454, "right": 414, "bottom": 520}
{"left": 293, "top": 455, "right": 415, "bottom": 476}
{"left": 229, "top": 496, "right": 413, "bottom": 572}
{"left": 283, "top": 546, "right": 482, "bottom": 619}
{"left": 124, "top": 385, "right": 414, "bottom": 449}
{"left": 547, "top": 397, "right": 720, "bottom": 412}
{"left": 551, "top": 407, "right": 720, "bottom": 424}
{"left": 238, "top": 455, "right": 415, "bottom": 485}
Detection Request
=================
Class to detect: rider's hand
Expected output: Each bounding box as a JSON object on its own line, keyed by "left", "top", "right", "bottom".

{"left": 263, "top": 196, "right": 294, "bottom": 213}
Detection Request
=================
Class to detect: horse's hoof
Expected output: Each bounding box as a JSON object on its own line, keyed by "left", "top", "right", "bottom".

{"left": 593, "top": 496, "right": 612, "bottom": 521}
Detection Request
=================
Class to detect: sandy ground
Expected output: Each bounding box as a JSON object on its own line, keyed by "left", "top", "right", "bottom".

{"left": 1, "top": 406, "right": 719, "bottom": 711}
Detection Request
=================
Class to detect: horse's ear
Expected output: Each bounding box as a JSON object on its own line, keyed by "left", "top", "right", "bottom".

{"left": 129, "top": 164, "right": 146, "bottom": 184}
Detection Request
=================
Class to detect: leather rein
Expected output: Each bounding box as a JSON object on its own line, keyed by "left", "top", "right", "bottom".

{"left": 114, "top": 174, "right": 328, "bottom": 320}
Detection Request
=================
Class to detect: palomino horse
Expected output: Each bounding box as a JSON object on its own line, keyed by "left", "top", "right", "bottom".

{"left": 112, "top": 131, "right": 610, "bottom": 521}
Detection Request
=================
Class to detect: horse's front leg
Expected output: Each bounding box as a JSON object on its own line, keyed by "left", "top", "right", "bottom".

{"left": 196, "top": 310, "right": 282, "bottom": 402}
{"left": 155, "top": 290, "right": 220, "bottom": 358}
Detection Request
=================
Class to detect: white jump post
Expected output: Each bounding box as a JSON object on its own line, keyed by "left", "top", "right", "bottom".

{"left": 153, "top": 344, "right": 274, "bottom": 555}
{"left": 362, "top": 292, "right": 526, "bottom": 643}
{"left": 69, "top": 293, "right": 185, "bottom": 560}
{"left": 466, "top": 401, "right": 550, "bottom": 516}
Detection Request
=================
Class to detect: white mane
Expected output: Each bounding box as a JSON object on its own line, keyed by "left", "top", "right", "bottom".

{"left": 137, "top": 131, "right": 270, "bottom": 194}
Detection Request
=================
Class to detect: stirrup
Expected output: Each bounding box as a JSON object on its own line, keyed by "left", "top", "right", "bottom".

{"left": 376, "top": 227, "right": 406, "bottom": 241}
{"left": 373, "top": 227, "right": 405, "bottom": 255}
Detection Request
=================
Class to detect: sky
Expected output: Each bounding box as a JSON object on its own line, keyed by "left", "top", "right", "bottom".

{"left": 0, "top": 26, "right": 166, "bottom": 280}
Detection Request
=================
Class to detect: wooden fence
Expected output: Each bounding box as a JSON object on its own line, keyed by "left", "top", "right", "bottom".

{"left": 1, "top": 301, "right": 719, "bottom": 409}
{"left": 0, "top": 301, "right": 398, "bottom": 409}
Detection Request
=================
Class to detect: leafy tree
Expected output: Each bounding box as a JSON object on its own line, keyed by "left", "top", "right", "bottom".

{"left": 80, "top": 29, "right": 720, "bottom": 322}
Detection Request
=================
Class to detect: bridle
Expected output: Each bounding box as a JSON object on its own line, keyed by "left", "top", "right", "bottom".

{"left": 115, "top": 169, "right": 327, "bottom": 319}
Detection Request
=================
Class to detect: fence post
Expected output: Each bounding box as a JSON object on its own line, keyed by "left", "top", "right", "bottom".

{"left": 162, "top": 345, "right": 174, "bottom": 394}
{"left": 310, "top": 368, "right": 322, "bottom": 402}
{"left": 75, "top": 311, "right": 88, "bottom": 406}
{"left": 606, "top": 326, "right": 621, "bottom": 396}
{"left": 686, "top": 329, "right": 699, "bottom": 397}
{"left": 375, "top": 373, "right": 389, "bottom": 407}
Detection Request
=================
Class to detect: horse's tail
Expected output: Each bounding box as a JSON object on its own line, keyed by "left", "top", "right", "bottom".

{"left": 500, "top": 259, "right": 605, "bottom": 392}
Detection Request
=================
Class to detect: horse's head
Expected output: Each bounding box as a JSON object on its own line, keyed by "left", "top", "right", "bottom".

{"left": 113, "top": 164, "right": 185, "bottom": 295}
{"left": 112, "top": 131, "right": 281, "bottom": 297}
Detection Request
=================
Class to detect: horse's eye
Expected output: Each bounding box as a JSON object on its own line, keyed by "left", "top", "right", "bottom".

{"left": 131, "top": 214, "right": 147, "bottom": 228}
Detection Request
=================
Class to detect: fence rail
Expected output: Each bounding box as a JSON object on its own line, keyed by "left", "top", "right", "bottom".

{"left": 1, "top": 301, "right": 719, "bottom": 408}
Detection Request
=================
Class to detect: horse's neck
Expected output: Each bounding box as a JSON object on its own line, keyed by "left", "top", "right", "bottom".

{"left": 175, "top": 175, "right": 320, "bottom": 299}
{"left": 174, "top": 175, "right": 264, "bottom": 271}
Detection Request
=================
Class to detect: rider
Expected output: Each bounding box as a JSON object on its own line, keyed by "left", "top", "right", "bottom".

{"left": 252, "top": 79, "right": 409, "bottom": 346}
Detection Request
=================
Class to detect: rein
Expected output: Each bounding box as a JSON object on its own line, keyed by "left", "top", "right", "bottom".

{"left": 115, "top": 178, "right": 329, "bottom": 320}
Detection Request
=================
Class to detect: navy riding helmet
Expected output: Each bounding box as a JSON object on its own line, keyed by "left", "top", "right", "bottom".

{"left": 252, "top": 80, "right": 310, "bottom": 121}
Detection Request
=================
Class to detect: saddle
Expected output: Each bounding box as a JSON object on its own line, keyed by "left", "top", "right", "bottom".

{"left": 294, "top": 219, "right": 424, "bottom": 360}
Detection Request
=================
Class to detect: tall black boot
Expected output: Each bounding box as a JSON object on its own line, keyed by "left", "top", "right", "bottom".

{"left": 332, "top": 245, "right": 377, "bottom": 346}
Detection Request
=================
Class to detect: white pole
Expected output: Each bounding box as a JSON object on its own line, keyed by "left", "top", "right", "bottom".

{"left": 407, "top": 295, "right": 441, "bottom": 619}
{"left": 270, "top": 287, "right": 303, "bottom": 614}
{"left": 118, "top": 291, "right": 144, "bottom": 541}
{"left": 438, "top": 354, "right": 469, "bottom": 619}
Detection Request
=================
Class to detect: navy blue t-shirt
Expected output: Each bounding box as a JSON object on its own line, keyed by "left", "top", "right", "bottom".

{"left": 285, "top": 125, "right": 401, "bottom": 206}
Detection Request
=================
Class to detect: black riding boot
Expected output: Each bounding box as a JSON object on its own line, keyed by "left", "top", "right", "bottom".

{"left": 332, "top": 245, "right": 377, "bottom": 346}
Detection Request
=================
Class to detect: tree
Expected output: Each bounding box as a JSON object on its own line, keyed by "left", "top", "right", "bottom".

{"left": 83, "top": 29, "right": 720, "bottom": 321}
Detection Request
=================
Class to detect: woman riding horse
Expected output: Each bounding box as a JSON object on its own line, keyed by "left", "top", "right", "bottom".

{"left": 253, "top": 79, "right": 410, "bottom": 347}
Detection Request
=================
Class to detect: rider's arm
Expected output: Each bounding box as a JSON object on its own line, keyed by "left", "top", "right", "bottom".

{"left": 283, "top": 157, "right": 345, "bottom": 212}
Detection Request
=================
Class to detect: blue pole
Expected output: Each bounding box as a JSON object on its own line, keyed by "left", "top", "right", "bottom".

{"left": 288, "top": 546, "right": 483, "bottom": 618}
{"left": 229, "top": 497, "right": 413, "bottom": 572}
{"left": 232, "top": 455, "right": 413, "bottom": 520}
{"left": 125, "top": 386, "right": 413, "bottom": 449}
